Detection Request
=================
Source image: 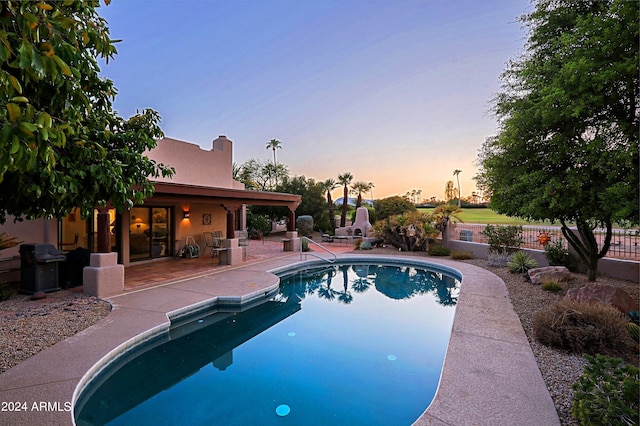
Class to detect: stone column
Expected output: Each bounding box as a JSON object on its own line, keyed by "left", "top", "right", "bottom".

{"left": 283, "top": 231, "right": 301, "bottom": 252}
{"left": 221, "top": 238, "right": 243, "bottom": 265}
{"left": 83, "top": 252, "right": 124, "bottom": 297}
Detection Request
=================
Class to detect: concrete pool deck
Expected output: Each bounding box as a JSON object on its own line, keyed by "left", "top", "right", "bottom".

{"left": 0, "top": 254, "right": 559, "bottom": 426}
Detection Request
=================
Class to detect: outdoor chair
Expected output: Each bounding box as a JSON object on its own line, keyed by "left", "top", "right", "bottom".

{"left": 203, "top": 231, "right": 224, "bottom": 257}
{"left": 321, "top": 232, "right": 334, "bottom": 243}
{"left": 59, "top": 233, "right": 79, "bottom": 252}
{"left": 238, "top": 230, "right": 249, "bottom": 260}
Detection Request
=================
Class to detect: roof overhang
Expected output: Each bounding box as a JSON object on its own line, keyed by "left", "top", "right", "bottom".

{"left": 146, "top": 182, "right": 302, "bottom": 211}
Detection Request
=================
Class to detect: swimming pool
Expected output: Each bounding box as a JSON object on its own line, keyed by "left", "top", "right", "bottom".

{"left": 75, "top": 260, "right": 460, "bottom": 425}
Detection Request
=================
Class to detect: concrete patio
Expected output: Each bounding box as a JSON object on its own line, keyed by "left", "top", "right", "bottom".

{"left": 0, "top": 240, "right": 559, "bottom": 426}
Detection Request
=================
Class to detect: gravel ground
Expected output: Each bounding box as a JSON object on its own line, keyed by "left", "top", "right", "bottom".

{"left": 0, "top": 251, "right": 637, "bottom": 425}
{"left": 0, "top": 288, "right": 111, "bottom": 374}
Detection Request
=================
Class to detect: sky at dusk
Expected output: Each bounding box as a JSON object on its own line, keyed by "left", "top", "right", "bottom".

{"left": 98, "top": 0, "right": 532, "bottom": 201}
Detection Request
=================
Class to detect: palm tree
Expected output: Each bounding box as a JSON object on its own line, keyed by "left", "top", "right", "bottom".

{"left": 453, "top": 169, "right": 462, "bottom": 207}
{"left": 320, "top": 178, "right": 338, "bottom": 232}
{"left": 350, "top": 181, "right": 372, "bottom": 208}
{"left": 434, "top": 204, "right": 463, "bottom": 247}
{"left": 265, "top": 139, "right": 283, "bottom": 186}
{"left": 265, "top": 139, "right": 282, "bottom": 164}
{"left": 444, "top": 180, "right": 456, "bottom": 202}
{"left": 337, "top": 172, "right": 353, "bottom": 227}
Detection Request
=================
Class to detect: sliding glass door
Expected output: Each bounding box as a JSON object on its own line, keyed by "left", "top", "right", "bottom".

{"left": 130, "top": 207, "right": 172, "bottom": 261}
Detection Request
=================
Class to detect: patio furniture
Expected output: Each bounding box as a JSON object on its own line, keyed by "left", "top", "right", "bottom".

{"left": 238, "top": 230, "right": 249, "bottom": 260}
{"left": 210, "top": 232, "right": 226, "bottom": 259}
{"left": 59, "top": 233, "right": 79, "bottom": 252}
{"left": 203, "top": 231, "right": 224, "bottom": 256}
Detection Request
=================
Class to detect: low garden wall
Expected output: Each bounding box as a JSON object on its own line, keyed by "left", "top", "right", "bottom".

{"left": 448, "top": 239, "right": 639, "bottom": 283}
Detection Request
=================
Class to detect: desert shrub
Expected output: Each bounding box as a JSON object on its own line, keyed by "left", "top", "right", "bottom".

{"left": 532, "top": 300, "right": 631, "bottom": 356}
{"left": 482, "top": 224, "right": 523, "bottom": 254}
{"left": 572, "top": 354, "right": 639, "bottom": 426}
{"left": 0, "top": 232, "right": 22, "bottom": 250}
{"left": 0, "top": 282, "right": 15, "bottom": 301}
{"left": 428, "top": 244, "right": 450, "bottom": 256}
{"left": 296, "top": 215, "right": 314, "bottom": 237}
{"left": 541, "top": 281, "right": 563, "bottom": 292}
{"left": 372, "top": 211, "right": 438, "bottom": 252}
{"left": 301, "top": 238, "right": 310, "bottom": 252}
{"left": 544, "top": 239, "right": 570, "bottom": 266}
{"left": 247, "top": 213, "right": 271, "bottom": 239}
{"left": 359, "top": 241, "right": 372, "bottom": 250}
{"left": 451, "top": 250, "right": 474, "bottom": 260}
{"left": 507, "top": 250, "right": 538, "bottom": 273}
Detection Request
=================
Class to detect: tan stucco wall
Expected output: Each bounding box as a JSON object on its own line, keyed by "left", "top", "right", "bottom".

{"left": 175, "top": 204, "right": 228, "bottom": 253}
{"left": 0, "top": 217, "right": 57, "bottom": 283}
{"left": 146, "top": 136, "right": 244, "bottom": 189}
{"left": 0, "top": 217, "right": 57, "bottom": 258}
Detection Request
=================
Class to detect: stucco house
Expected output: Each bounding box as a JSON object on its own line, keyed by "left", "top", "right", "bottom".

{"left": 0, "top": 135, "right": 301, "bottom": 283}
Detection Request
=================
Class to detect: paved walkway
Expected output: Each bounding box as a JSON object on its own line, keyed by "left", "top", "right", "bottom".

{"left": 0, "top": 241, "right": 559, "bottom": 426}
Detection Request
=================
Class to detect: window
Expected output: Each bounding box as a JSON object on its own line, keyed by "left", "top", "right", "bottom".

{"left": 130, "top": 207, "right": 172, "bottom": 261}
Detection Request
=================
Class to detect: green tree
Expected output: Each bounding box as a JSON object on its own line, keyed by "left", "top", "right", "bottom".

{"left": 319, "top": 178, "right": 338, "bottom": 232}
{"left": 374, "top": 196, "right": 416, "bottom": 221}
{"left": 253, "top": 175, "right": 327, "bottom": 231}
{"left": 337, "top": 172, "right": 353, "bottom": 227}
{"left": 237, "top": 158, "right": 288, "bottom": 192}
{"left": 444, "top": 180, "right": 456, "bottom": 203}
{"left": 0, "top": 1, "right": 173, "bottom": 224}
{"left": 350, "top": 181, "right": 372, "bottom": 208}
{"left": 475, "top": 0, "right": 639, "bottom": 280}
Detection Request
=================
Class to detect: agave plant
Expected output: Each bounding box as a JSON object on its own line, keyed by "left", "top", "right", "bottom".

{"left": 507, "top": 250, "right": 538, "bottom": 274}
{"left": 0, "top": 232, "right": 21, "bottom": 251}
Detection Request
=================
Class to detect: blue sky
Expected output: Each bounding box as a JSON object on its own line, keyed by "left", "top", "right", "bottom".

{"left": 99, "top": 0, "right": 531, "bottom": 200}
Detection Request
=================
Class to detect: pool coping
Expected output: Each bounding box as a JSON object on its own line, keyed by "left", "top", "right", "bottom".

{"left": 0, "top": 254, "right": 559, "bottom": 425}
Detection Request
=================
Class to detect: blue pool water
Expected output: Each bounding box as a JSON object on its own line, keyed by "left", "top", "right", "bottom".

{"left": 75, "top": 262, "right": 460, "bottom": 426}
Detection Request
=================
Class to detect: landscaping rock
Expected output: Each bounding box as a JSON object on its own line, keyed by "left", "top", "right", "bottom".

{"left": 565, "top": 283, "right": 639, "bottom": 314}
{"left": 527, "top": 266, "right": 572, "bottom": 285}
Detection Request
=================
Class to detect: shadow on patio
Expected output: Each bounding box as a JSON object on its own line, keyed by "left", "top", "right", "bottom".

{"left": 124, "top": 233, "right": 357, "bottom": 291}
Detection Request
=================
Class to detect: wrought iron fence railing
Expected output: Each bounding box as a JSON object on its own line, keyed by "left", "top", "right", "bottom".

{"left": 450, "top": 223, "right": 640, "bottom": 261}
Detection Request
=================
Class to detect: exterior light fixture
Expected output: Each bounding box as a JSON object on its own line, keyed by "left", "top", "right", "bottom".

{"left": 183, "top": 210, "right": 190, "bottom": 219}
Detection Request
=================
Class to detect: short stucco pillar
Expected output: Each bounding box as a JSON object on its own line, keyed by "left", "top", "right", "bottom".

{"left": 283, "top": 231, "right": 301, "bottom": 252}
{"left": 221, "top": 238, "right": 243, "bottom": 265}
{"left": 83, "top": 253, "right": 124, "bottom": 297}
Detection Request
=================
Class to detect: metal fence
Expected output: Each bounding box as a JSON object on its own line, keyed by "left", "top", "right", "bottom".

{"left": 450, "top": 223, "right": 640, "bottom": 261}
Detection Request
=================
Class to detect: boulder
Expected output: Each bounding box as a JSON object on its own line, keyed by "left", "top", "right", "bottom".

{"left": 528, "top": 266, "right": 572, "bottom": 285}
{"left": 565, "top": 283, "right": 638, "bottom": 314}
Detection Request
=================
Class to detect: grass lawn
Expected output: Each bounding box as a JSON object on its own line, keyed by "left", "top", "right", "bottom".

{"left": 417, "top": 207, "right": 553, "bottom": 226}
